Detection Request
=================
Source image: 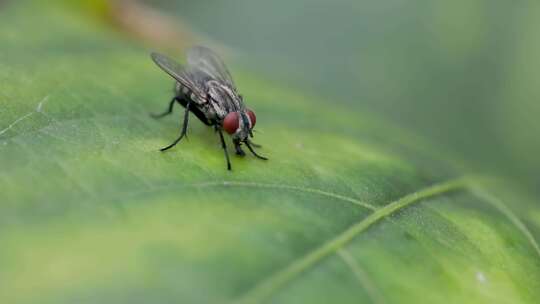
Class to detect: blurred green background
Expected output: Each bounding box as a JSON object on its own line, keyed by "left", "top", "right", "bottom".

{"left": 146, "top": 0, "right": 540, "bottom": 192}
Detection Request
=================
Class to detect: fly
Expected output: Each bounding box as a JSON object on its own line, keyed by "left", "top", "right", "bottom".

{"left": 150, "top": 46, "right": 267, "bottom": 170}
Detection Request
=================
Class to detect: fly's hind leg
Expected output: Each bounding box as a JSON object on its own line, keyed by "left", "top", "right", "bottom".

{"left": 151, "top": 96, "right": 179, "bottom": 119}
{"left": 160, "top": 100, "right": 191, "bottom": 151}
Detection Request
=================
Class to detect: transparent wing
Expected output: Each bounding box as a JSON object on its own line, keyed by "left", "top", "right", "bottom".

{"left": 150, "top": 52, "right": 207, "bottom": 100}
{"left": 187, "top": 46, "right": 237, "bottom": 91}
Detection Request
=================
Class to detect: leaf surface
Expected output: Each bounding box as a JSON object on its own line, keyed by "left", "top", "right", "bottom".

{"left": 0, "top": 1, "right": 539, "bottom": 304}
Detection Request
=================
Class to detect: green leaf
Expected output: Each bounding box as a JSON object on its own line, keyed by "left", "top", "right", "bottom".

{"left": 1, "top": 1, "right": 539, "bottom": 304}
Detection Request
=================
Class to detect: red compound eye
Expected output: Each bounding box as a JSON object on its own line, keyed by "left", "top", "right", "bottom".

{"left": 247, "top": 110, "right": 256, "bottom": 129}
{"left": 223, "top": 112, "right": 240, "bottom": 134}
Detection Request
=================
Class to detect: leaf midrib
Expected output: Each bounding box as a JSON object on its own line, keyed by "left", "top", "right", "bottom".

{"left": 233, "top": 177, "right": 470, "bottom": 304}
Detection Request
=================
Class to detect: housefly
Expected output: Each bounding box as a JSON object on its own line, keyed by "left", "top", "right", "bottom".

{"left": 150, "top": 46, "right": 267, "bottom": 170}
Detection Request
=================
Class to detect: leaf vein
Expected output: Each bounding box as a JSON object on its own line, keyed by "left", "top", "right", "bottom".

{"left": 337, "top": 248, "right": 386, "bottom": 304}
{"left": 199, "top": 181, "right": 377, "bottom": 211}
{"left": 105, "top": 181, "right": 377, "bottom": 211}
{"left": 0, "top": 95, "right": 49, "bottom": 139}
{"left": 233, "top": 177, "right": 469, "bottom": 304}
{"left": 470, "top": 186, "right": 540, "bottom": 259}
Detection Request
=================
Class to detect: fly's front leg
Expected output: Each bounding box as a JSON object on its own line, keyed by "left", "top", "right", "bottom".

{"left": 247, "top": 130, "right": 262, "bottom": 148}
{"left": 151, "top": 96, "right": 178, "bottom": 119}
{"left": 234, "top": 139, "right": 246, "bottom": 156}
{"left": 245, "top": 140, "right": 268, "bottom": 160}
{"left": 160, "top": 100, "right": 191, "bottom": 151}
{"left": 248, "top": 141, "right": 262, "bottom": 148}
{"left": 216, "top": 125, "right": 232, "bottom": 170}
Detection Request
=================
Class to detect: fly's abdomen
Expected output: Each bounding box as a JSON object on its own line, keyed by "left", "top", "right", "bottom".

{"left": 175, "top": 82, "right": 206, "bottom": 105}
{"left": 174, "top": 81, "right": 217, "bottom": 121}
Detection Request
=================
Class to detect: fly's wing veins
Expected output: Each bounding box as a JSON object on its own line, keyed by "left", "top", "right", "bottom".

{"left": 151, "top": 52, "right": 207, "bottom": 102}
{"left": 187, "top": 46, "right": 237, "bottom": 91}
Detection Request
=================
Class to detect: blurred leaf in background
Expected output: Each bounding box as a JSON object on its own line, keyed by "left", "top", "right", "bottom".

{"left": 0, "top": 0, "right": 539, "bottom": 304}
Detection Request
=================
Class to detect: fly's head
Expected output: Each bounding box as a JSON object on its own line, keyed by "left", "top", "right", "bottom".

{"left": 222, "top": 109, "right": 256, "bottom": 142}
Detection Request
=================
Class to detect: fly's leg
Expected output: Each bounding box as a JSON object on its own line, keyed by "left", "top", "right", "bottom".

{"left": 216, "top": 125, "right": 232, "bottom": 170}
{"left": 234, "top": 140, "right": 246, "bottom": 156}
{"left": 151, "top": 96, "right": 178, "bottom": 119}
{"left": 160, "top": 100, "right": 191, "bottom": 151}
{"left": 248, "top": 141, "right": 262, "bottom": 148}
{"left": 247, "top": 130, "right": 262, "bottom": 148}
{"left": 245, "top": 140, "right": 268, "bottom": 160}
